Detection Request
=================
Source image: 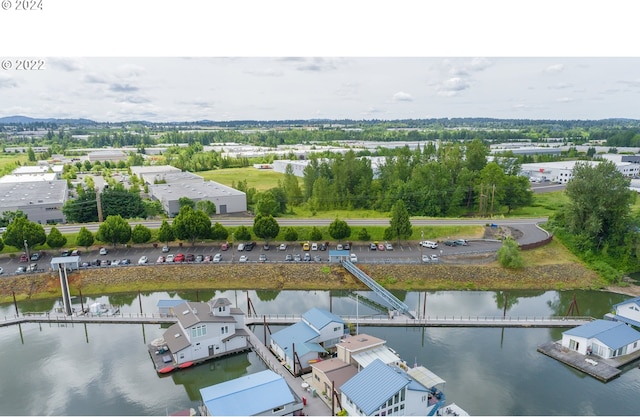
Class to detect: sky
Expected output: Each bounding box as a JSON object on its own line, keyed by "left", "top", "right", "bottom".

{"left": 1, "top": 1, "right": 639, "bottom": 123}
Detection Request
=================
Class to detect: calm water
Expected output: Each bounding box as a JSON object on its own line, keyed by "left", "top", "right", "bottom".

{"left": 1, "top": 289, "right": 639, "bottom": 416}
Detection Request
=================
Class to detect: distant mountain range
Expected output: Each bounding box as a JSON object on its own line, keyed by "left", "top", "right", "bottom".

{"left": 0, "top": 116, "right": 97, "bottom": 124}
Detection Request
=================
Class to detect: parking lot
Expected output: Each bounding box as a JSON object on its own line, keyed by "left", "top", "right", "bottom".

{"left": 0, "top": 240, "right": 502, "bottom": 277}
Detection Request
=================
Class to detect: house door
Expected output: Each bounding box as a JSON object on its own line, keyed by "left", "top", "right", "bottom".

{"left": 219, "top": 205, "right": 227, "bottom": 214}
{"left": 208, "top": 345, "right": 214, "bottom": 356}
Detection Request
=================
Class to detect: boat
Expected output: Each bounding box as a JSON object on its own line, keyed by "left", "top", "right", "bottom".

{"left": 159, "top": 366, "right": 176, "bottom": 374}
{"left": 178, "top": 361, "right": 194, "bottom": 369}
{"left": 437, "top": 403, "right": 470, "bottom": 416}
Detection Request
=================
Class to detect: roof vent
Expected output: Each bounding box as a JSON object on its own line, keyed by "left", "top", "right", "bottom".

{"left": 174, "top": 333, "right": 181, "bottom": 338}
{"left": 182, "top": 310, "right": 190, "bottom": 315}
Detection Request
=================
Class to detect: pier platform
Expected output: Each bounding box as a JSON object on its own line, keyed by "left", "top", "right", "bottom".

{"left": 537, "top": 341, "right": 640, "bottom": 382}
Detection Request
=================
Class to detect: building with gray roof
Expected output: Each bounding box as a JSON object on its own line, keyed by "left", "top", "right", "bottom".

{"left": 0, "top": 180, "right": 68, "bottom": 224}
{"left": 149, "top": 180, "right": 246, "bottom": 216}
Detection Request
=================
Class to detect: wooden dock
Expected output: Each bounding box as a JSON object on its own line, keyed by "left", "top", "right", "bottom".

{"left": 536, "top": 341, "right": 640, "bottom": 382}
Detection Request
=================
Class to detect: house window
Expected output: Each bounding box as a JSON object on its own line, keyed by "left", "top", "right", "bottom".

{"left": 272, "top": 406, "right": 284, "bottom": 413}
{"left": 333, "top": 326, "right": 341, "bottom": 331}
{"left": 221, "top": 325, "right": 229, "bottom": 335}
{"left": 401, "top": 388, "right": 405, "bottom": 402}
{"left": 191, "top": 325, "right": 207, "bottom": 338}
{"left": 634, "top": 341, "right": 637, "bottom": 349}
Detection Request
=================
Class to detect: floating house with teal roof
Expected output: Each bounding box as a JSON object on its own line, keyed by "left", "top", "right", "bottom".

{"left": 561, "top": 319, "right": 640, "bottom": 359}
{"left": 270, "top": 308, "right": 346, "bottom": 375}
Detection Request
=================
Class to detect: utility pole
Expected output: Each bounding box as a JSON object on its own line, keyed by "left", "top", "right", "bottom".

{"left": 96, "top": 188, "right": 104, "bottom": 222}
{"left": 490, "top": 184, "right": 496, "bottom": 216}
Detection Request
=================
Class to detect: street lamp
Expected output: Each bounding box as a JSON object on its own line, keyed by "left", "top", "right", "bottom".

{"left": 231, "top": 232, "right": 235, "bottom": 263}
{"left": 420, "top": 230, "right": 424, "bottom": 260}
{"left": 24, "top": 239, "right": 30, "bottom": 260}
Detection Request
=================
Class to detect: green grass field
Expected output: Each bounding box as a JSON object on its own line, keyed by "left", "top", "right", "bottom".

{"left": 199, "top": 167, "right": 286, "bottom": 191}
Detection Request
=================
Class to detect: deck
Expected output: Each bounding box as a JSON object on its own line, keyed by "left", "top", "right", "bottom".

{"left": 537, "top": 341, "right": 640, "bottom": 382}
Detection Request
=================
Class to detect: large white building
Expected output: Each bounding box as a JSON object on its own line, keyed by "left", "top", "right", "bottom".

{"left": 521, "top": 159, "right": 640, "bottom": 184}
{"left": 0, "top": 180, "right": 68, "bottom": 224}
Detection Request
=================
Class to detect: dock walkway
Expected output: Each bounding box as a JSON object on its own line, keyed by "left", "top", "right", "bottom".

{"left": 537, "top": 341, "right": 640, "bottom": 382}
{"left": 245, "top": 326, "right": 330, "bottom": 416}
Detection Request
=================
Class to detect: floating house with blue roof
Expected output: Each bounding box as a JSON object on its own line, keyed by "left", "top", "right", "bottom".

{"left": 340, "top": 359, "right": 447, "bottom": 416}
{"left": 270, "top": 308, "right": 346, "bottom": 375}
{"left": 561, "top": 319, "right": 640, "bottom": 359}
{"left": 199, "top": 369, "right": 303, "bottom": 416}
{"left": 609, "top": 296, "right": 640, "bottom": 328}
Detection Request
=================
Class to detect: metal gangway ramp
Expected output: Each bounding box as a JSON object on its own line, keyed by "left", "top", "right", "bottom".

{"left": 342, "top": 260, "right": 415, "bottom": 319}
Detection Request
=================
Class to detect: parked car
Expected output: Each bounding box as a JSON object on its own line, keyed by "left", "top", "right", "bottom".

{"left": 156, "top": 256, "right": 165, "bottom": 264}
{"left": 430, "top": 254, "right": 440, "bottom": 262}
{"left": 15, "top": 266, "right": 26, "bottom": 274}
{"left": 173, "top": 253, "right": 185, "bottom": 263}
{"left": 26, "top": 263, "right": 39, "bottom": 273}
{"left": 313, "top": 255, "right": 321, "bottom": 262}
{"left": 320, "top": 242, "right": 328, "bottom": 251}
{"left": 454, "top": 239, "right": 468, "bottom": 246}
{"left": 99, "top": 247, "right": 108, "bottom": 255}
{"left": 385, "top": 242, "right": 393, "bottom": 250}
{"left": 213, "top": 253, "right": 222, "bottom": 263}
{"left": 336, "top": 244, "right": 343, "bottom": 250}
{"left": 311, "top": 242, "right": 318, "bottom": 251}
{"left": 303, "top": 253, "right": 311, "bottom": 262}
{"left": 195, "top": 254, "right": 204, "bottom": 263}
{"left": 258, "top": 254, "right": 267, "bottom": 263}
{"left": 204, "top": 255, "right": 213, "bottom": 263}
{"left": 71, "top": 249, "right": 81, "bottom": 256}
{"left": 444, "top": 240, "right": 456, "bottom": 246}
{"left": 61, "top": 249, "right": 71, "bottom": 257}
{"left": 420, "top": 241, "right": 438, "bottom": 249}
{"left": 221, "top": 242, "right": 229, "bottom": 251}
{"left": 120, "top": 259, "right": 131, "bottom": 266}
{"left": 30, "top": 252, "right": 42, "bottom": 261}
{"left": 0, "top": 266, "right": 3, "bottom": 274}
{"left": 422, "top": 254, "right": 430, "bottom": 263}
{"left": 19, "top": 254, "right": 29, "bottom": 262}
{"left": 138, "top": 256, "right": 148, "bottom": 265}
{"left": 101, "top": 259, "right": 111, "bottom": 267}
{"left": 303, "top": 242, "right": 310, "bottom": 251}
{"left": 162, "top": 245, "right": 170, "bottom": 253}
{"left": 239, "top": 255, "right": 248, "bottom": 263}
{"left": 185, "top": 253, "right": 195, "bottom": 262}
{"left": 279, "top": 243, "right": 287, "bottom": 251}
{"left": 165, "top": 254, "right": 174, "bottom": 262}
{"left": 294, "top": 254, "right": 301, "bottom": 262}
{"left": 237, "top": 243, "right": 245, "bottom": 251}
{"left": 112, "top": 259, "right": 121, "bottom": 266}
{"left": 350, "top": 253, "right": 358, "bottom": 263}
{"left": 245, "top": 242, "right": 256, "bottom": 251}
{"left": 344, "top": 242, "right": 351, "bottom": 250}
{"left": 285, "top": 254, "right": 293, "bottom": 262}
{"left": 369, "top": 243, "right": 377, "bottom": 250}
{"left": 378, "top": 243, "right": 385, "bottom": 251}
{"left": 263, "top": 243, "right": 270, "bottom": 251}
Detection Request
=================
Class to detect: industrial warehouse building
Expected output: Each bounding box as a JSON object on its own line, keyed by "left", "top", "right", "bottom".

{"left": 134, "top": 165, "right": 247, "bottom": 216}
{"left": 0, "top": 180, "right": 68, "bottom": 224}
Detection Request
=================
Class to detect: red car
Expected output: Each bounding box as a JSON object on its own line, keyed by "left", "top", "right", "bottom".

{"left": 20, "top": 254, "right": 29, "bottom": 262}
{"left": 221, "top": 242, "right": 229, "bottom": 251}
{"left": 173, "top": 253, "right": 185, "bottom": 263}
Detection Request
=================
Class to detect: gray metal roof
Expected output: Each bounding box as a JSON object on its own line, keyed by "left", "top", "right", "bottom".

{"left": 164, "top": 323, "right": 191, "bottom": 353}
{"left": 0, "top": 180, "right": 67, "bottom": 207}
{"left": 564, "top": 319, "right": 640, "bottom": 350}
{"left": 340, "top": 359, "right": 410, "bottom": 415}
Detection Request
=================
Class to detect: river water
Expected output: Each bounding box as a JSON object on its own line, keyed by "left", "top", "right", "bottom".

{"left": 0, "top": 289, "right": 639, "bottom": 416}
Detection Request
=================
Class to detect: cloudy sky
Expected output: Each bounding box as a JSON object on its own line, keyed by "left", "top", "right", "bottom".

{"left": 2, "top": 57, "right": 639, "bottom": 122}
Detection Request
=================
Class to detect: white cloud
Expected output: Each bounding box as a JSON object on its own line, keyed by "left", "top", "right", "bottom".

{"left": 436, "top": 77, "right": 470, "bottom": 97}
{"left": 0, "top": 73, "right": 18, "bottom": 89}
{"left": 544, "top": 64, "right": 565, "bottom": 73}
{"left": 48, "top": 58, "right": 83, "bottom": 72}
{"left": 393, "top": 91, "right": 413, "bottom": 102}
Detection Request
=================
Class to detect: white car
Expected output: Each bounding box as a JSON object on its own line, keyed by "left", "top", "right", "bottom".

{"left": 420, "top": 241, "right": 438, "bottom": 249}
{"left": 0, "top": 266, "right": 3, "bottom": 275}
{"left": 237, "top": 243, "right": 245, "bottom": 251}
{"left": 213, "top": 253, "right": 222, "bottom": 263}
{"left": 99, "top": 247, "right": 108, "bottom": 255}
{"left": 311, "top": 242, "right": 318, "bottom": 251}
{"left": 385, "top": 242, "right": 393, "bottom": 250}
{"left": 138, "top": 256, "right": 148, "bottom": 265}
{"left": 279, "top": 243, "right": 287, "bottom": 251}
{"left": 336, "top": 244, "right": 343, "bottom": 250}
{"left": 165, "top": 254, "right": 174, "bottom": 262}
{"left": 162, "top": 245, "right": 169, "bottom": 253}
{"left": 239, "top": 255, "right": 248, "bottom": 263}
{"left": 349, "top": 253, "right": 358, "bottom": 263}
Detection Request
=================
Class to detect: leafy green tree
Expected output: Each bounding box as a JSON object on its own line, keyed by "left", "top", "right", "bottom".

{"left": 172, "top": 206, "right": 212, "bottom": 245}
{"left": 283, "top": 227, "right": 298, "bottom": 242}
{"left": 196, "top": 200, "right": 217, "bottom": 216}
{"left": 282, "top": 164, "right": 303, "bottom": 208}
{"left": 256, "top": 191, "right": 279, "bottom": 216}
{"left": 178, "top": 197, "right": 195, "bottom": 210}
{"left": 143, "top": 199, "right": 165, "bottom": 218}
{"left": 357, "top": 228, "right": 371, "bottom": 241}
{"left": 253, "top": 215, "right": 280, "bottom": 245}
{"left": 62, "top": 187, "right": 99, "bottom": 223}
{"left": 131, "top": 224, "right": 152, "bottom": 245}
{"left": 497, "top": 237, "right": 524, "bottom": 269}
{"left": 27, "top": 147, "right": 36, "bottom": 162}
{"left": 96, "top": 215, "right": 132, "bottom": 247}
{"left": 76, "top": 227, "right": 95, "bottom": 249}
{"left": 46, "top": 227, "right": 67, "bottom": 249}
{"left": 3, "top": 217, "right": 46, "bottom": 252}
{"left": 0, "top": 238, "right": 4, "bottom": 252}
{"left": 465, "top": 138, "right": 488, "bottom": 172}
{"left": 502, "top": 175, "right": 534, "bottom": 214}
{"left": 309, "top": 226, "right": 322, "bottom": 241}
{"left": 101, "top": 185, "right": 145, "bottom": 219}
{"left": 157, "top": 219, "right": 175, "bottom": 244}
{"left": 388, "top": 200, "right": 412, "bottom": 242}
{"left": 328, "top": 218, "right": 351, "bottom": 242}
{"left": 234, "top": 225, "right": 252, "bottom": 241}
{"left": 0, "top": 210, "right": 26, "bottom": 228}
{"left": 559, "top": 160, "right": 635, "bottom": 249}
{"left": 211, "top": 222, "right": 229, "bottom": 241}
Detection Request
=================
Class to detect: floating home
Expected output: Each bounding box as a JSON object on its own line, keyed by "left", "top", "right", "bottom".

{"left": 149, "top": 297, "right": 249, "bottom": 373}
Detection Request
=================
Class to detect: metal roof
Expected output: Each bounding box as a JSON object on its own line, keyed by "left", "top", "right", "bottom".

{"left": 407, "top": 366, "right": 446, "bottom": 389}
{"left": 564, "top": 319, "right": 640, "bottom": 350}
{"left": 271, "top": 321, "right": 320, "bottom": 353}
{"left": 303, "top": 307, "right": 345, "bottom": 329}
{"left": 157, "top": 299, "right": 185, "bottom": 308}
{"left": 200, "top": 370, "right": 296, "bottom": 416}
{"left": 340, "top": 359, "right": 410, "bottom": 415}
{"left": 613, "top": 296, "right": 640, "bottom": 309}
{"left": 351, "top": 346, "right": 402, "bottom": 368}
